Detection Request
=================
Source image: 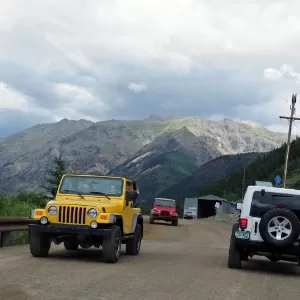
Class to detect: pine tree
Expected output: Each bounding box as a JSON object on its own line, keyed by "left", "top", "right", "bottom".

{"left": 46, "top": 149, "right": 67, "bottom": 190}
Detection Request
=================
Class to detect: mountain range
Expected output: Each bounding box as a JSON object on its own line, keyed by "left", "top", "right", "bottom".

{"left": 0, "top": 115, "right": 287, "bottom": 197}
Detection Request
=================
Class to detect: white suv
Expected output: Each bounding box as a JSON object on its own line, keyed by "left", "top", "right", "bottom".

{"left": 228, "top": 185, "right": 300, "bottom": 269}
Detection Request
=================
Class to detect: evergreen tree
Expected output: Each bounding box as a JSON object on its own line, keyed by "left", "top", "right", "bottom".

{"left": 46, "top": 149, "right": 67, "bottom": 190}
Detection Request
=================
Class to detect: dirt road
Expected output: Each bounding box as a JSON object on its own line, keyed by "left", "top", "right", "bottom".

{"left": 1, "top": 217, "right": 300, "bottom": 300}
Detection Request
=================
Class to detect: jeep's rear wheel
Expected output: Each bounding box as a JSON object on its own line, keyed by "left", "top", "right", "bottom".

{"left": 102, "top": 225, "right": 122, "bottom": 263}
{"left": 228, "top": 224, "right": 242, "bottom": 269}
{"left": 149, "top": 215, "right": 155, "bottom": 224}
{"left": 29, "top": 231, "right": 51, "bottom": 257}
{"left": 126, "top": 224, "right": 142, "bottom": 255}
{"left": 172, "top": 218, "right": 178, "bottom": 226}
{"left": 64, "top": 239, "right": 79, "bottom": 251}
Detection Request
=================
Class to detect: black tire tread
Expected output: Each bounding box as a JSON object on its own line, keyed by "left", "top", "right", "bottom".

{"left": 102, "top": 225, "right": 121, "bottom": 263}
{"left": 172, "top": 218, "right": 178, "bottom": 226}
{"left": 228, "top": 224, "right": 242, "bottom": 269}
{"left": 149, "top": 215, "right": 155, "bottom": 224}
{"left": 29, "top": 231, "right": 51, "bottom": 257}
{"left": 126, "top": 224, "right": 142, "bottom": 255}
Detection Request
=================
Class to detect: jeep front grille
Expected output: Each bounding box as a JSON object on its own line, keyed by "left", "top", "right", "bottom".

{"left": 58, "top": 206, "right": 87, "bottom": 225}
{"left": 161, "top": 211, "right": 170, "bottom": 216}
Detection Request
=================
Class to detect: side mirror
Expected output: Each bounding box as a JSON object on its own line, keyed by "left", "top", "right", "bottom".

{"left": 126, "top": 191, "right": 138, "bottom": 201}
{"left": 51, "top": 186, "right": 58, "bottom": 197}
{"left": 236, "top": 203, "right": 243, "bottom": 210}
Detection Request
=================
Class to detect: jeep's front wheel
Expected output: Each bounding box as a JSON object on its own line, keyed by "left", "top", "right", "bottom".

{"left": 172, "top": 218, "right": 178, "bottom": 226}
{"left": 102, "top": 225, "right": 122, "bottom": 263}
{"left": 126, "top": 224, "right": 142, "bottom": 255}
{"left": 228, "top": 225, "right": 242, "bottom": 269}
{"left": 29, "top": 231, "right": 51, "bottom": 257}
{"left": 149, "top": 215, "right": 155, "bottom": 224}
{"left": 64, "top": 239, "right": 79, "bottom": 251}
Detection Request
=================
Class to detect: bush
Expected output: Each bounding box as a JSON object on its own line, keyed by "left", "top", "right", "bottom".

{"left": 0, "top": 191, "right": 48, "bottom": 246}
{"left": 0, "top": 191, "right": 48, "bottom": 217}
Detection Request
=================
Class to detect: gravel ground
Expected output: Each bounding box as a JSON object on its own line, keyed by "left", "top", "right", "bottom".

{"left": 1, "top": 216, "right": 300, "bottom": 300}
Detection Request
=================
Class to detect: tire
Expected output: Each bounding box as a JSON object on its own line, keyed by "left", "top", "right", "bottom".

{"left": 64, "top": 239, "right": 79, "bottom": 251}
{"left": 172, "top": 218, "right": 178, "bottom": 226}
{"left": 149, "top": 215, "right": 155, "bottom": 224}
{"left": 29, "top": 231, "right": 51, "bottom": 257}
{"left": 126, "top": 224, "right": 142, "bottom": 255}
{"left": 259, "top": 208, "right": 300, "bottom": 248}
{"left": 228, "top": 224, "right": 242, "bottom": 269}
{"left": 102, "top": 225, "right": 122, "bottom": 263}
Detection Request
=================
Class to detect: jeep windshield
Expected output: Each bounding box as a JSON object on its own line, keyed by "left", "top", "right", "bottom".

{"left": 154, "top": 199, "right": 176, "bottom": 207}
{"left": 59, "top": 176, "right": 123, "bottom": 197}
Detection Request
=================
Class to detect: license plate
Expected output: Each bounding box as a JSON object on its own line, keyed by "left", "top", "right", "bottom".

{"left": 234, "top": 230, "right": 250, "bottom": 239}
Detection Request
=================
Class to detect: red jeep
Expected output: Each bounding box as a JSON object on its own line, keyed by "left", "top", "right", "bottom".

{"left": 149, "top": 197, "right": 178, "bottom": 226}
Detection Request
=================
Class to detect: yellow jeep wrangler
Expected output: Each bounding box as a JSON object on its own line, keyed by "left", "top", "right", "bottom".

{"left": 28, "top": 174, "right": 143, "bottom": 263}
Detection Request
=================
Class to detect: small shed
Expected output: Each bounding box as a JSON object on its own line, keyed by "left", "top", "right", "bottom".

{"left": 197, "top": 194, "right": 223, "bottom": 218}
{"left": 184, "top": 195, "right": 239, "bottom": 219}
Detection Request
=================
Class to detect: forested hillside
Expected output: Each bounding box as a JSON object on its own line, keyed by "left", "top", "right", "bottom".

{"left": 197, "top": 138, "right": 300, "bottom": 201}
{"left": 159, "top": 152, "right": 260, "bottom": 199}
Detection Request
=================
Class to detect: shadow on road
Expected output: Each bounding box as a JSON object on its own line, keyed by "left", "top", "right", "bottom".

{"left": 241, "top": 259, "right": 300, "bottom": 276}
{"left": 47, "top": 247, "right": 134, "bottom": 263}
{"left": 147, "top": 221, "right": 184, "bottom": 227}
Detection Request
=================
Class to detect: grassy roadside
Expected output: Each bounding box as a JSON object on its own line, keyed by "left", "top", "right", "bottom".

{"left": 0, "top": 192, "right": 48, "bottom": 246}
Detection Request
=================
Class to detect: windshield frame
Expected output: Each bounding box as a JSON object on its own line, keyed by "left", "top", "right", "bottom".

{"left": 58, "top": 175, "right": 124, "bottom": 197}
{"left": 154, "top": 198, "right": 176, "bottom": 207}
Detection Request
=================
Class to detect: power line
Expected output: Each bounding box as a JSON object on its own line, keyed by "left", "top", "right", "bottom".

{"left": 279, "top": 94, "right": 300, "bottom": 188}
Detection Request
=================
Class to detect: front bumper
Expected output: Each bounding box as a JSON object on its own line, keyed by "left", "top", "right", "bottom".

{"left": 151, "top": 214, "right": 178, "bottom": 221}
{"left": 28, "top": 224, "right": 112, "bottom": 237}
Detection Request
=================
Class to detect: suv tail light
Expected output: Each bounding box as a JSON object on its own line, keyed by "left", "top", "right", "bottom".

{"left": 239, "top": 218, "right": 248, "bottom": 230}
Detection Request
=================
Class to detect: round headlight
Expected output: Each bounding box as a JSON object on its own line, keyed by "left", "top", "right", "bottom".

{"left": 48, "top": 206, "right": 57, "bottom": 216}
{"left": 87, "top": 208, "right": 97, "bottom": 218}
{"left": 40, "top": 216, "right": 48, "bottom": 224}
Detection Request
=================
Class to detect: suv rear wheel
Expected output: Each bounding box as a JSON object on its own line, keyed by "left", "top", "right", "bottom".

{"left": 259, "top": 208, "right": 300, "bottom": 248}
{"left": 228, "top": 224, "right": 242, "bottom": 269}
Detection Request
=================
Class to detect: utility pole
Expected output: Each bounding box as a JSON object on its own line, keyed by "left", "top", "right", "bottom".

{"left": 241, "top": 166, "right": 246, "bottom": 198}
{"left": 279, "top": 94, "right": 300, "bottom": 188}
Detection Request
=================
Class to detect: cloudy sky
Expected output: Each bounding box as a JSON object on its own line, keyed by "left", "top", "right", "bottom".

{"left": 1, "top": 0, "right": 300, "bottom": 137}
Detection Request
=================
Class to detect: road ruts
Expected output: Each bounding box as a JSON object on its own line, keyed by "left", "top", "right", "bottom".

{"left": 0, "top": 217, "right": 300, "bottom": 300}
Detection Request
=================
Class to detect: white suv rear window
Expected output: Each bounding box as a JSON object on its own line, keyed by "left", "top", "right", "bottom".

{"left": 250, "top": 191, "right": 300, "bottom": 218}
